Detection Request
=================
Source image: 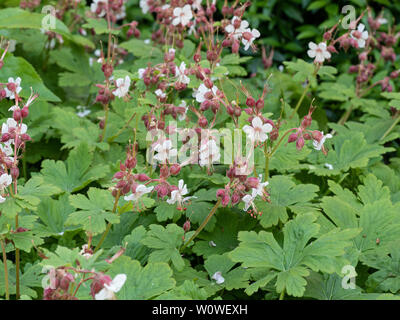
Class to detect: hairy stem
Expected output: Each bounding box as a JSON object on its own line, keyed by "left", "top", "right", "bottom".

{"left": 289, "top": 82, "right": 311, "bottom": 120}
{"left": 15, "top": 215, "right": 20, "bottom": 299}
{"left": 108, "top": 112, "right": 136, "bottom": 143}
{"left": 270, "top": 128, "right": 296, "bottom": 158}
{"left": 1, "top": 239, "right": 9, "bottom": 300}
{"left": 380, "top": 112, "right": 400, "bottom": 141}
{"left": 180, "top": 199, "right": 221, "bottom": 253}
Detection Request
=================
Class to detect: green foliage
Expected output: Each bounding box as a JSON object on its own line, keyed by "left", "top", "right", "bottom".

{"left": 230, "top": 214, "right": 360, "bottom": 297}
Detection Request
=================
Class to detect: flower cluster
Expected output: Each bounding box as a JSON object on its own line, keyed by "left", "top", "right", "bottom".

{"left": 0, "top": 45, "right": 35, "bottom": 205}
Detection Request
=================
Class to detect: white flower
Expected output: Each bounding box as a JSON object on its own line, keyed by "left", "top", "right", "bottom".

{"left": 8, "top": 105, "right": 18, "bottom": 112}
{"left": 241, "top": 28, "right": 260, "bottom": 51}
{"left": 124, "top": 185, "right": 154, "bottom": 202}
{"left": 79, "top": 244, "right": 92, "bottom": 259}
{"left": 153, "top": 140, "right": 177, "bottom": 163}
{"left": 113, "top": 76, "right": 131, "bottom": 98}
{"left": 76, "top": 105, "right": 91, "bottom": 117}
{"left": 140, "top": 0, "right": 150, "bottom": 14}
{"left": 95, "top": 274, "right": 127, "bottom": 300}
{"left": 313, "top": 132, "right": 332, "bottom": 151}
{"left": 2, "top": 118, "right": 27, "bottom": 136}
{"left": 167, "top": 179, "right": 195, "bottom": 206}
{"left": 242, "top": 188, "right": 258, "bottom": 211}
{"left": 209, "top": 240, "right": 217, "bottom": 247}
{"left": 254, "top": 174, "right": 269, "bottom": 197}
{"left": 307, "top": 42, "right": 331, "bottom": 63}
{"left": 225, "top": 16, "right": 249, "bottom": 40}
{"left": 178, "top": 100, "right": 188, "bottom": 121}
{"left": 175, "top": 62, "right": 190, "bottom": 85}
{"left": 138, "top": 68, "right": 146, "bottom": 79}
{"left": 243, "top": 116, "right": 272, "bottom": 143}
{"left": 324, "top": 163, "right": 333, "bottom": 170}
{"left": 191, "top": 0, "right": 202, "bottom": 10}
{"left": 4, "top": 77, "right": 22, "bottom": 100}
{"left": 172, "top": 5, "right": 193, "bottom": 27}
{"left": 0, "top": 173, "right": 12, "bottom": 190}
{"left": 0, "top": 142, "right": 13, "bottom": 157}
{"left": 199, "top": 139, "right": 220, "bottom": 167}
{"left": 155, "top": 89, "right": 166, "bottom": 99}
{"left": 90, "top": 0, "right": 107, "bottom": 17}
{"left": 377, "top": 18, "right": 387, "bottom": 25}
{"left": 350, "top": 23, "right": 369, "bottom": 48}
{"left": 0, "top": 173, "right": 12, "bottom": 202}
{"left": 194, "top": 83, "right": 218, "bottom": 103}
{"left": 212, "top": 271, "right": 225, "bottom": 285}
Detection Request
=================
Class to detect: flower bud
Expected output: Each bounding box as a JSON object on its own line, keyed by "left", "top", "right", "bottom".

{"left": 193, "top": 52, "right": 201, "bottom": 63}
{"left": 198, "top": 117, "right": 208, "bottom": 128}
{"left": 13, "top": 108, "right": 22, "bottom": 121}
{"left": 183, "top": 220, "right": 191, "bottom": 232}
{"left": 255, "top": 99, "right": 264, "bottom": 110}
{"left": 0, "top": 89, "right": 6, "bottom": 99}
{"left": 1, "top": 133, "right": 11, "bottom": 142}
{"left": 101, "top": 63, "right": 113, "bottom": 78}
{"left": 21, "top": 106, "right": 29, "bottom": 118}
{"left": 138, "top": 173, "right": 150, "bottom": 182}
{"left": 155, "top": 183, "right": 169, "bottom": 198}
{"left": 21, "top": 133, "right": 31, "bottom": 141}
{"left": 59, "top": 273, "right": 74, "bottom": 292}
{"left": 125, "top": 157, "right": 137, "bottom": 169}
{"left": 200, "top": 100, "right": 211, "bottom": 111}
{"left": 323, "top": 31, "right": 332, "bottom": 41}
{"left": 113, "top": 171, "right": 125, "bottom": 180}
{"left": 311, "top": 130, "right": 323, "bottom": 142}
{"left": 390, "top": 70, "right": 400, "bottom": 79}
{"left": 296, "top": 136, "right": 305, "bottom": 150}
{"left": 231, "top": 193, "right": 240, "bottom": 205}
{"left": 170, "top": 163, "right": 181, "bottom": 175}
{"left": 246, "top": 177, "right": 259, "bottom": 188}
{"left": 90, "top": 274, "right": 112, "bottom": 298}
{"left": 246, "top": 97, "right": 256, "bottom": 107}
{"left": 10, "top": 167, "right": 19, "bottom": 180}
{"left": 301, "top": 115, "right": 312, "bottom": 128}
{"left": 204, "top": 78, "right": 213, "bottom": 89}
{"left": 221, "top": 194, "right": 230, "bottom": 206}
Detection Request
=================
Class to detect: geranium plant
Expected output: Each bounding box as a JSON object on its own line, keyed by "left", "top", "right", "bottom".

{"left": 0, "top": 0, "right": 399, "bottom": 301}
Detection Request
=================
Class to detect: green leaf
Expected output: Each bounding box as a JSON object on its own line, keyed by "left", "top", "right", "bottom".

{"left": 258, "top": 175, "right": 319, "bottom": 228}
{"left": 230, "top": 213, "right": 360, "bottom": 297}
{"left": 108, "top": 256, "right": 175, "bottom": 300}
{"left": 66, "top": 188, "right": 119, "bottom": 234}
{"left": 82, "top": 18, "right": 120, "bottom": 35}
{"left": 362, "top": 241, "right": 400, "bottom": 293}
{"left": 123, "top": 226, "right": 151, "bottom": 265}
{"left": 192, "top": 209, "right": 257, "bottom": 258}
{"left": 141, "top": 224, "right": 186, "bottom": 271}
{"left": 37, "top": 142, "right": 109, "bottom": 194}
{"left": 34, "top": 194, "right": 78, "bottom": 236}
{"left": 307, "top": 132, "right": 392, "bottom": 176}
{"left": 154, "top": 201, "right": 181, "bottom": 222}
{"left": 204, "top": 254, "right": 249, "bottom": 291}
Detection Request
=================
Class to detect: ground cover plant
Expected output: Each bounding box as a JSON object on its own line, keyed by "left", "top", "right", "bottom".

{"left": 0, "top": 0, "right": 399, "bottom": 300}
